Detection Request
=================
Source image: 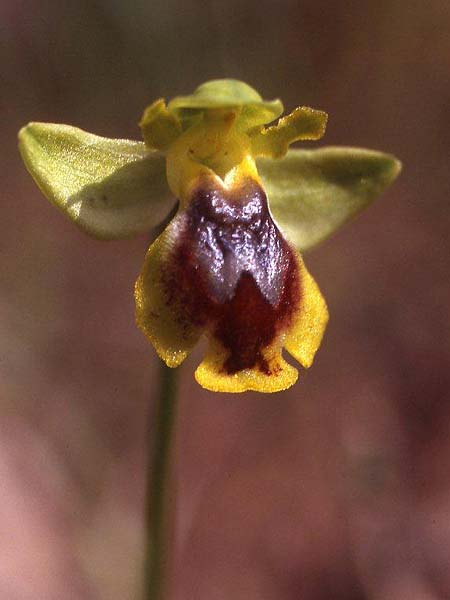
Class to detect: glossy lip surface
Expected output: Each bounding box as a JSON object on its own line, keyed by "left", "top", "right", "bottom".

{"left": 162, "top": 177, "right": 301, "bottom": 375}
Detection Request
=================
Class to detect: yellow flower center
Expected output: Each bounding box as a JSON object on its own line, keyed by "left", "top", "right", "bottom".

{"left": 165, "top": 110, "right": 259, "bottom": 202}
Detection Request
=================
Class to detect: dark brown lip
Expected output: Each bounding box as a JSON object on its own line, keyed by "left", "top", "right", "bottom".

{"left": 162, "top": 177, "right": 301, "bottom": 375}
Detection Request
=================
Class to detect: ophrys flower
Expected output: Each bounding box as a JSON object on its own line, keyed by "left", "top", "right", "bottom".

{"left": 19, "top": 79, "right": 401, "bottom": 392}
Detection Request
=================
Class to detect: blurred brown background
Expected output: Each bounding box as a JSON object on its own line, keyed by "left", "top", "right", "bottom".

{"left": 1, "top": 1, "right": 450, "bottom": 598}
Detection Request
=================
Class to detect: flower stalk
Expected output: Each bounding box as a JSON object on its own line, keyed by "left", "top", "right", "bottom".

{"left": 144, "top": 362, "right": 179, "bottom": 600}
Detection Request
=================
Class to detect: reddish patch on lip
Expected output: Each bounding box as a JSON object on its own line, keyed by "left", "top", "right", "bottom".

{"left": 162, "top": 178, "right": 301, "bottom": 375}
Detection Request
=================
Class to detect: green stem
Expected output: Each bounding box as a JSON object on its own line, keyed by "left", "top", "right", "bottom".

{"left": 144, "top": 362, "right": 179, "bottom": 600}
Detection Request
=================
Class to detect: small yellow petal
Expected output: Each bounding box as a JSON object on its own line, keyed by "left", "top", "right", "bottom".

{"left": 139, "top": 99, "right": 182, "bottom": 151}
{"left": 251, "top": 106, "right": 328, "bottom": 159}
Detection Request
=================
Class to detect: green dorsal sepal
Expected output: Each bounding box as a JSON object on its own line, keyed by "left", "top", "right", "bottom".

{"left": 168, "top": 79, "right": 284, "bottom": 131}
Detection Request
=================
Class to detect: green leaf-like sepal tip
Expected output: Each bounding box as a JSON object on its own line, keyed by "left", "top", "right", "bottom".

{"left": 18, "top": 123, "right": 174, "bottom": 239}
{"left": 258, "top": 147, "right": 402, "bottom": 251}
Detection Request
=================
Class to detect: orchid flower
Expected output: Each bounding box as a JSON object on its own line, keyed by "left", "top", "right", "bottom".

{"left": 19, "top": 79, "right": 401, "bottom": 393}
